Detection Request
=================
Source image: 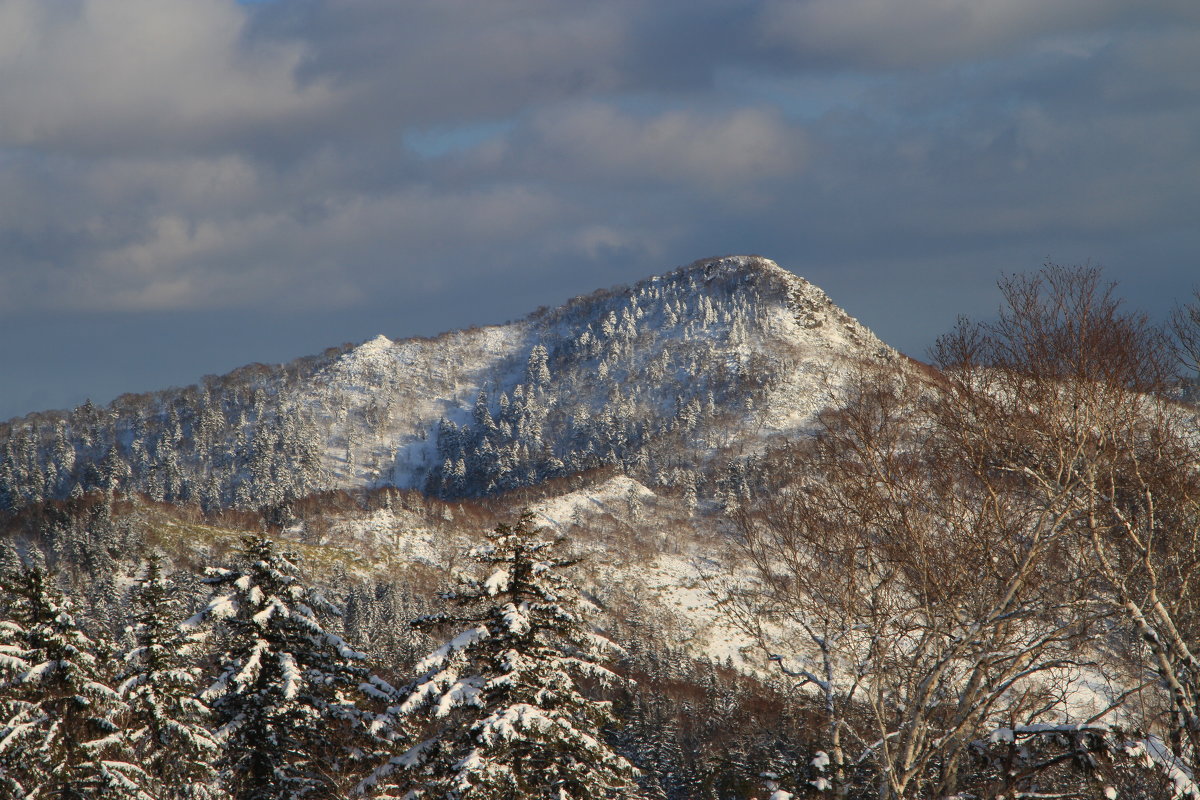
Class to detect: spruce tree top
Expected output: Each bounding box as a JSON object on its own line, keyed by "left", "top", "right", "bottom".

{"left": 361, "top": 510, "right": 639, "bottom": 800}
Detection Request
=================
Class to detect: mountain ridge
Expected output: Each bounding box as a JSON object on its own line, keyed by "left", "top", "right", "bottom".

{"left": 0, "top": 255, "right": 896, "bottom": 512}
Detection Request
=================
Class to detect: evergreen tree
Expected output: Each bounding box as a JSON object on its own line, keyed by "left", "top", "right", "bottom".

{"left": 361, "top": 511, "right": 639, "bottom": 799}
{"left": 0, "top": 557, "right": 153, "bottom": 799}
{"left": 120, "top": 556, "right": 227, "bottom": 800}
{"left": 189, "top": 535, "right": 370, "bottom": 800}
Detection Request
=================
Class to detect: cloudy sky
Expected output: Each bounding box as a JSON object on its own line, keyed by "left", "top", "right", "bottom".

{"left": 2, "top": 0, "right": 1199, "bottom": 419}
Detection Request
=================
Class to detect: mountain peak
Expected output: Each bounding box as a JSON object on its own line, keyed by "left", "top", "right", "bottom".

{"left": 665, "top": 254, "right": 884, "bottom": 355}
{"left": 360, "top": 334, "right": 394, "bottom": 351}
{"left": 679, "top": 253, "right": 789, "bottom": 278}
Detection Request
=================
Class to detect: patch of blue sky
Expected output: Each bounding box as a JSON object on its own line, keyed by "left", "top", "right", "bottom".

{"left": 403, "top": 120, "right": 517, "bottom": 159}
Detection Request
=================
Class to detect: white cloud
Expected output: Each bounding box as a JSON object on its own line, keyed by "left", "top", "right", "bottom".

{"left": 0, "top": 0, "right": 332, "bottom": 151}
{"left": 486, "top": 103, "right": 806, "bottom": 192}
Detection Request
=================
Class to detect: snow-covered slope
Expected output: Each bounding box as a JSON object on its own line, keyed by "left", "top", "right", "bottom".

{"left": 298, "top": 255, "right": 894, "bottom": 496}
{"left": 0, "top": 256, "right": 897, "bottom": 511}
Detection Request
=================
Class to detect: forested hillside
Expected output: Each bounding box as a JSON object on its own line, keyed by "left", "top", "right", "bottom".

{"left": 0, "top": 257, "right": 892, "bottom": 514}
{"left": 4, "top": 260, "right": 1200, "bottom": 799}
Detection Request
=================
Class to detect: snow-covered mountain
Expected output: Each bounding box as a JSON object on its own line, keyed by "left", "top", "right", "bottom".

{"left": 0, "top": 256, "right": 896, "bottom": 512}
{"left": 4, "top": 259, "right": 1195, "bottom": 800}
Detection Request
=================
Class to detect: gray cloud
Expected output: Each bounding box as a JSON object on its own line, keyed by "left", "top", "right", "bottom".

{"left": 1, "top": 0, "right": 1199, "bottom": 418}
{"left": 754, "top": 0, "right": 1200, "bottom": 69}
{"left": 465, "top": 103, "right": 808, "bottom": 195}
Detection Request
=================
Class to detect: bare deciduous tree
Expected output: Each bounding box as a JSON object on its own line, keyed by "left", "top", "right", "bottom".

{"left": 722, "top": 360, "right": 1099, "bottom": 800}
{"left": 721, "top": 265, "right": 1200, "bottom": 799}
{"left": 934, "top": 267, "right": 1200, "bottom": 777}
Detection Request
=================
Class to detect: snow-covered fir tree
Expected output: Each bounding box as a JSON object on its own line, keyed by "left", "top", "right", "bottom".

{"left": 359, "top": 511, "right": 639, "bottom": 800}
{"left": 188, "top": 535, "right": 370, "bottom": 800}
{"left": 0, "top": 555, "right": 153, "bottom": 799}
{"left": 120, "top": 555, "right": 227, "bottom": 800}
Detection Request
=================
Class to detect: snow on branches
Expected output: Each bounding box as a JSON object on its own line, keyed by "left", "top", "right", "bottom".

{"left": 359, "top": 511, "right": 637, "bottom": 800}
